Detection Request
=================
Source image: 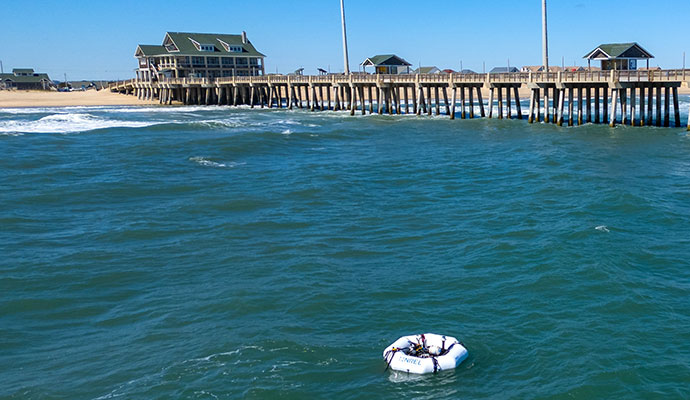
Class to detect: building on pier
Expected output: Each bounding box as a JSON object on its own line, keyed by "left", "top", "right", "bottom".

{"left": 0, "top": 68, "right": 53, "bottom": 90}
{"left": 361, "top": 55, "right": 412, "bottom": 74}
{"left": 135, "top": 31, "right": 265, "bottom": 82}
{"left": 584, "top": 43, "right": 653, "bottom": 71}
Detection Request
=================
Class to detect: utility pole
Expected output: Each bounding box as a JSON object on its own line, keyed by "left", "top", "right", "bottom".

{"left": 0, "top": 60, "right": 3, "bottom": 74}
{"left": 340, "top": 0, "right": 350, "bottom": 75}
{"left": 542, "top": 0, "right": 549, "bottom": 70}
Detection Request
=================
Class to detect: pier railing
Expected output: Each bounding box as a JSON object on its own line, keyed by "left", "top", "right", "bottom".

{"left": 109, "top": 69, "right": 690, "bottom": 92}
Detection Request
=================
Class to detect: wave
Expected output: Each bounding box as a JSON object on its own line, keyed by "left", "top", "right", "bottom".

{"left": 0, "top": 113, "right": 159, "bottom": 134}
{"left": 189, "top": 156, "right": 245, "bottom": 168}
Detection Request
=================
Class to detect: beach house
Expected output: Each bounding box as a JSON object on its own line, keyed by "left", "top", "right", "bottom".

{"left": 583, "top": 43, "right": 653, "bottom": 71}
{"left": 135, "top": 32, "right": 266, "bottom": 81}
{"left": 360, "top": 55, "right": 412, "bottom": 74}
{"left": 0, "top": 68, "right": 52, "bottom": 90}
{"left": 414, "top": 66, "right": 441, "bottom": 74}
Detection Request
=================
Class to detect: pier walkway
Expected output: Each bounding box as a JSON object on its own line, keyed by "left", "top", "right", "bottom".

{"left": 110, "top": 70, "right": 690, "bottom": 130}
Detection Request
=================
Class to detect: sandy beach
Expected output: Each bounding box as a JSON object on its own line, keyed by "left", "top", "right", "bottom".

{"left": 0, "top": 90, "right": 159, "bottom": 108}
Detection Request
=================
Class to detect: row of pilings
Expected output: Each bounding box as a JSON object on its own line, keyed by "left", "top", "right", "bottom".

{"left": 122, "top": 80, "right": 690, "bottom": 130}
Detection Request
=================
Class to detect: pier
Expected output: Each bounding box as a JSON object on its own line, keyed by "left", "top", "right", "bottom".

{"left": 110, "top": 69, "right": 690, "bottom": 130}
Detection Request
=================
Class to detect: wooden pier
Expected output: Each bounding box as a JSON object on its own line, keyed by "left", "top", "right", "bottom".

{"left": 110, "top": 70, "right": 690, "bottom": 130}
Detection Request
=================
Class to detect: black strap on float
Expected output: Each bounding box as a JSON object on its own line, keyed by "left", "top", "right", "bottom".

{"left": 441, "top": 336, "right": 446, "bottom": 353}
{"left": 384, "top": 347, "right": 399, "bottom": 372}
{"left": 432, "top": 356, "right": 440, "bottom": 374}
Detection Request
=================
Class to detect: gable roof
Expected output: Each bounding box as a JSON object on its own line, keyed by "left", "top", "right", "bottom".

{"left": 165, "top": 32, "right": 265, "bottom": 57}
{"left": 1, "top": 73, "right": 51, "bottom": 83}
{"left": 584, "top": 43, "right": 653, "bottom": 60}
{"left": 12, "top": 68, "right": 35, "bottom": 74}
{"left": 490, "top": 67, "right": 519, "bottom": 73}
{"left": 361, "top": 54, "right": 411, "bottom": 67}
{"left": 135, "top": 45, "right": 167, "bottom": 57}
{"left": 135, "top": 32, "right": 265, "bottom": 58}
{"left": 415, "top": 66, "right": 440, "bottom": 74}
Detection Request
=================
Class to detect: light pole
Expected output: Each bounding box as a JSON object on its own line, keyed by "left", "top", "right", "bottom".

{"left": 542, "top": 0, "right": 549, "bottom": 70}
{"left": 340, "top": 0, "right": 350, "bottom": 75}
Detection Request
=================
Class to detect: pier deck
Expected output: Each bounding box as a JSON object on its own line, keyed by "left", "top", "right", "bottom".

{"left": 110, "top": 70, "right": 690, "bottom": 130}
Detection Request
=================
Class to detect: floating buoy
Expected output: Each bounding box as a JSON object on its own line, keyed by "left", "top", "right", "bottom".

{"left": 383, "top": 333, "right": 468, "bottom": 374}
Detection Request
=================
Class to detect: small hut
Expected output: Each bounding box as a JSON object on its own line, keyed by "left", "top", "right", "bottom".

{"left": 583, "top": 43, "right": 653, "bottom": 71}
{"left": 361, "top": 55, "right": 411, "bottom": 74}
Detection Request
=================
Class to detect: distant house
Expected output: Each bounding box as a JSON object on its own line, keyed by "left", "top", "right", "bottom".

{"left": 637, "top": 66, "right": 661, "bottom": 72}
{"left": 414, "top": 66, "right": 441, "bottom": 74}
{"left": 441, "top": 69, "right": 455, "bottom": 74}
{"left": 0, "top": 68, "right": 53, "bottom": 90}
{"left": 583, "top": 42, "right": 653, "bottom": 71}
{"left": 458, "top": 69, "right": 476, "bottom": 74}
{"left": 135, "top": 31, "right": 266, "bottom": 80}
{"left": 490, "top": 67, "right": 519, "bottom": 74}
{"left": 361, "top": 54, "right": 412, "bottom": 74}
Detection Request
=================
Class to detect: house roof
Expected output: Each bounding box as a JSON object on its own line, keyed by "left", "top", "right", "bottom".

{"left": 1, "top": 73, "right": 51, "bottom": 83}
{"left": 12, "top": 68, "right": 35, "bottom": 74}
{"left": 136, "top": 32, "right": 265, "bottom": 58}
{"left": 584, "top": 43, "right": 653, "bottom": 60}
{"left": 415, "top": 66, "right": 440, "bottom": 74}
{"left": 459, "top": 69, "right": 476, "bottom": 74}
{"left": 361, "top": 54, "right": 411, "bottom": 67}
{"left": 490, "top": 67, "right": 519, "bottom": 73}
{"left": 136, "top": 45, "right": 167, "bottom": 57}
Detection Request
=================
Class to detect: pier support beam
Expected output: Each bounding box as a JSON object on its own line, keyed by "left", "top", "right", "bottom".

{"left": 404, "top": 87, "right": 410, "bottom": 114}
{"left": 621, "top": 89, "right": 628, "bottom": 125}
{"left": 568, "top": 87, "right": 574, "bottom": 126}
{"left": 450, "top": 87, "right": 457, "bottom": 120}
{"left": 488, "top": 88, "right": 494, "bottom": 119}
{"left": 577, "top": 88, "right": 583, "bottom": 125}
{"left": 497, "top": 87, "right": 503, "bottom": 119}
{"left": 513, "top": 86, "right": 522, "bottom": 120}
{"left": 610, "top": 89, "right": 618, "bottom": 128}
{"left": 460, "top": 87, "right": 466, "bottom": 119}
{"left": 443, "top": 87, "right": 450, "bottom": 116}
{"left": 656, "top": 86, "right": 662, "bottom": 127}
{"left": 647, "top": 86, "right": 653, "bottom": 126}
{"left": 477, "top": 87, "right": 485, "bottom": 118}
{"left": 544, "top": 89, "right": 549, "bottom": 123}
{"left": 535, "top": 89, "right": 541, "bottom": 122}
{"left": 426, "top": 86, "right": 432, "bottom": 116}
{"left": 630, "top": 87, "right": 636, "bottom": 126}
{"left": 506, "top": 86, "right": 512, "bottom": 119}
{"left": 664, "top": 86, "right": 670, "bottom": 127}
{"left": 594, "top": 87, "right": 600, "bottom": 124}
{"left": 639, "top": 87, "right": 645, "bottom": 126}
{"left": 586, "top": 87, "right": 592, "bottom": 123}
{"left": 434, "top": 87, "right": 440, "bottom": 116}
{"left": 528, "top": 89, "right": 536, "bottom": 123}
{"left": 602, "top": 88, "right": 608, "bottom": 124}
{"left": 557, "top": 88, "right": 565, "bottom": 126}
{"left": 673, "top": 87, "right": 681, "bottom": 128}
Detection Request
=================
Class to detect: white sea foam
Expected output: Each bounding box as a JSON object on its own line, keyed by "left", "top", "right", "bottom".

{"left": 0, "top": 113, "right": 159, "bottom": 134}
{"left": 189, "top": 156, "right": 245, "bottom": 168}
{"left": 595, "top": 225, "right": 610, "bottom": 233}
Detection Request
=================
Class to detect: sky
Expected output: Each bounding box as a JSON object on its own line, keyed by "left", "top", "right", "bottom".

{"left": 1, "top": 0, "right": 689, "bottom": 80}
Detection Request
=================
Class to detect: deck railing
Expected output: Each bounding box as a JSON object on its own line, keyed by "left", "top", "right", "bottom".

{"left": 110, "top": 69, "right": 690, "bottom": 91}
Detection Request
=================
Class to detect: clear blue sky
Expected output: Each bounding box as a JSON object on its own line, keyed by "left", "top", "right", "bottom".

{"left": 2, "top": 0, "right": 688, "bottom": 80}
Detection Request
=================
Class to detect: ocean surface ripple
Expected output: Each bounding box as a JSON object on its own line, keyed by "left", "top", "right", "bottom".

{"left": 1, "top": 104, "right": 690, "bottom": 399}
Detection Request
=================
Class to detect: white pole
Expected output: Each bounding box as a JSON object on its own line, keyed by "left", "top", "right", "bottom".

{"left": 542, "top": 0, "right": 549, "bottom": 70}
{"left": 340, "top": 0, "right": 350, "bottom": 75}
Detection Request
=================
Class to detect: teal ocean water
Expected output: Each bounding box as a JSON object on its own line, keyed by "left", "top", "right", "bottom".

{"left": 1, "top": 103, "right": 690, "bottom": 399}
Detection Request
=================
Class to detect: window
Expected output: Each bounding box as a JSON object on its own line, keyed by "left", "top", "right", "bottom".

{"left": 222, "top": 70, "right": 234, "bottom": 77}
{"left": 200, "top": 44, "right": 215, "bottom": 52}
{"left": 249, "top": 58, "right": 259, "bottom": 66}
{"left": 236, "top": 58, "right": 248, "bottom": 65}
{"left": 191, "top": 56, "right": 205, "bottom": 67}
{"left": 221, "top": 57, "right": 234, "bottom": 66}
{"left": 229, "top": 46, "right": 243, "bottom": 53}
{"left": 207, "top": 57, "right": 219, "bottom": 66}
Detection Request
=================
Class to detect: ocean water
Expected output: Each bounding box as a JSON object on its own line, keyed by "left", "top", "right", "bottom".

{"left": 1, "top": 103, "right": 690, "bottom": 399}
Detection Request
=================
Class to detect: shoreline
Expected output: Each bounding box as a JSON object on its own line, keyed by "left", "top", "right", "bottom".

{"left": 0, "top": 90, "right": 159, "bottom": 108}
{"left": 1, "top": 86, "right": 689, "bottom": 109}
